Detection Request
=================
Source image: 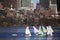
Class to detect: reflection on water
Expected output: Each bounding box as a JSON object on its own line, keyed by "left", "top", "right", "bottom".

{"left": 25, "top": 37, "right": 30, "bottom": 40}
{"left": 0, "top": 35, "right": 60, "bottom": 40}
{"left": 25, "top": 36, "right": 53, "bottom": 40}
{"left": 46, "top": 36, "right": 53, "bottom": 40}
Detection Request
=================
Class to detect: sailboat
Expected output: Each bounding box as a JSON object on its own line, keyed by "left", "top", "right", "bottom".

{"left": 42, "top": 26, "right": 47, "bottom": 36}
{"left": 37, "top": 26, "right": 47, "bottom": 36}
{"left": 33, "top": 26, "right": 39, "bottom": 35}
{"left": 25, "top": 26, "right": 31, "bottom": 37}
{"left": 38, "top": 26, "right": 44, "bottom": 36}
{"left": 47, "top": 25, "right": 54, "bottom": 36}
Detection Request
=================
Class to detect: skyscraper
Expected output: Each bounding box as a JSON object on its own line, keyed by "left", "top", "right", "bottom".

{"left": 17, "top": 0, "right": 31, "bottom": 10}
{"left": 31, "top": 3, "right": 34, "bottom": 10}
{"left": 40, "top": 0, "right": 49, "bottom": 9}
{"left": 51, "top": 0, "right": 56, "bottom": 4}
{"left": 22, "top": 0, "right": 31, "bottom": 7}
{"left": 57, "top": 0, "right": 60, "bottom": 12}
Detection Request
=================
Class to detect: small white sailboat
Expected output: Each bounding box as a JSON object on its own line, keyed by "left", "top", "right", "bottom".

{"left": 47, "top": 25, "right": 54, "bottom": 36}
{"left": 33, "top": 26, "right": 39, "bottom": 35}
{"left": 38, "top": 26, "right": 43, "bottom": 36}
{"left": 25, "top": 26, "right": 31, "bottom": 37}
{"left": 42, "top": 26, "right": 47, "bottom": 33}
{"left": 42, "top": 26, "right": 47, "bottom": 35}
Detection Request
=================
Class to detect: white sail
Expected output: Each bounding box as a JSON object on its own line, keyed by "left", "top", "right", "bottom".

{"left": 49, "top": 25, "right": 54, "bottom": 32}
{"left": 38, "top": 26, "right": 43, "bottom": 35}
{"left": 47, "top": 25, "right": 54, "bottom": 36}
{"left": 25, "top": 26, "right": 31, "bottom": 36}
{"left": 42, "top": 26, "right": 47, "bottom": 33}
{"left": 33, "top": 26, "right": 39, "bottom": 34}
{"left": 38, "top": 26, "right": 47, "bottom": 36}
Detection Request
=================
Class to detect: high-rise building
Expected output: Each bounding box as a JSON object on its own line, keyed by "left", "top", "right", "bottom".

{"left": 31, "top": 3, "right": 34, "bottom": 10}
{"left": 17, "top": 0, "right": 21, "bottom": 9}
{"left": 22, "top": 0, "right": 31, "bottom": 7}
{"left": 39, "top": 0, "right": 57, "bottom": 9}
{"left": 36, "top": 0, "right": 57, "bottom": 18}
{"left": 51, "top": 0, "right": 56, "bottom": 4}
{"left": 39, "top": 0, "right": 49, "bottom": 9}
{"left": 57, "top": 0, "right": 60, "bottom": 12}
{"left": 17, "top": 0, "right": 31, "bottom": 10}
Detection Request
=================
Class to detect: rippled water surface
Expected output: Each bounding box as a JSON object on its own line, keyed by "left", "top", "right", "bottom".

{"left": 0, "top": 27, "right": 60, "bottom": 40}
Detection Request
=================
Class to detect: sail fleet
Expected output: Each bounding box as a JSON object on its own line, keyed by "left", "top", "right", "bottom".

{"left": 25, "top": 25, "right": 54, "bottom": 37}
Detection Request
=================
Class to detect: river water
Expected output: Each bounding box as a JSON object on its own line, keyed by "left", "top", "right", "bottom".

{"left": 0, "top": 27, "right": 60, "bottom": 40}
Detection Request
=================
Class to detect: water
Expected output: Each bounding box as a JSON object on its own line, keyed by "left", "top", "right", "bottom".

{"left": 0, "top": 27, "right": 60, "bottom": 40}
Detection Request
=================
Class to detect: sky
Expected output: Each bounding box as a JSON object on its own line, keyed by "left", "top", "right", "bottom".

{"left": 31, "top": 0, "right": 39, "bottom": 9}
